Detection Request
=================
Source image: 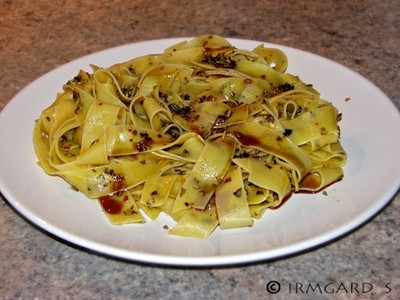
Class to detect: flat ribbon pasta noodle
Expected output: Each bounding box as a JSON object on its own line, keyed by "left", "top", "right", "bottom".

{"left": 172, "top": 137, "right": 236, "bottom": 213}
{"left": 280, "top": 105, "right": 340, "bottom": 149}
{"left": 168, "top": 204, "right": 219, "bottom": 239}
{"left": 215, "top": 165, "right": 253, "bottom": 229}
{"left": 60, "top": 158, "right": 159, "bottom": 198}
{"left": 299, "top": 167, "right": 344, "bottom": 192}
{"left": 33, "top": 34, "right": 347, "bottom": 238}
{"left": 233, "top": 157, "right": 291, "bottom": 203}
{"left": 227, "top": 122, "right": 313, "bottom": 185}
{"left": 139, "top": 160, "right": 179, "bottom": 207}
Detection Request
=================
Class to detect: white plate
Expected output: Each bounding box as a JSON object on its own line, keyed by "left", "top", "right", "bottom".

{"left": 1, "top": 38, "right": 399, "bottom": 266}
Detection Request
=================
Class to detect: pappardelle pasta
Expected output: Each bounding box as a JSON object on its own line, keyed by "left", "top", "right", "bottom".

{"left": 33, "top": 35, "right": 346, "bottom": 238}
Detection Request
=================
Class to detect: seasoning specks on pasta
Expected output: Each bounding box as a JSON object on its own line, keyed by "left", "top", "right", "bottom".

{"left": 33, "top": 35, "right": 346, "bottom": 238}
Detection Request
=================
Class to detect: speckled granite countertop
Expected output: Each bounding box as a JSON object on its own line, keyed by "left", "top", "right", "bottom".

{"left": 0, "top": 1, "right": 399, "bottom": 299}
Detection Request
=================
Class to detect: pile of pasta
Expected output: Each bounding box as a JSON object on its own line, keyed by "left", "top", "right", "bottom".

{"left": 33, "top": 35, "right": 346, "bottom": 238}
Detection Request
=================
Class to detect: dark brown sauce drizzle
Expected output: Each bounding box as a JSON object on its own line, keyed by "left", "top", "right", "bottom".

{"left": 233, "top": 131, "right": 261, "bottom": 147}
{"left": 99, "top": 195, "right": 123, "bottom": 214}
{"left": 271, "top": 176, "right": 344, "bottom": 210}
